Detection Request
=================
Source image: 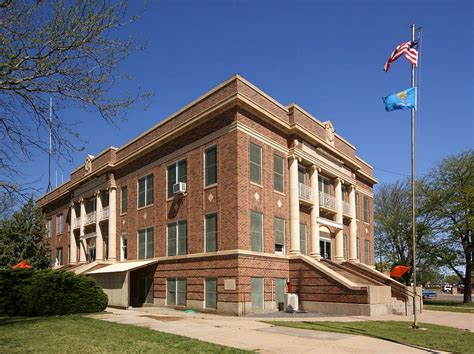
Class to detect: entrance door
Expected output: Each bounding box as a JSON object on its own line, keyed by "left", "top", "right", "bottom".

{"left": 275, "top": 279, "right": 286, "bottom": 310}
{"left": 320, "top": 239, "right": 332, "bottom": 260}
{"left": 251, "top": 278, "right": 264, "bottom": 310}
{"left": 139, "top": 277, "right": 154, "bottom": 304}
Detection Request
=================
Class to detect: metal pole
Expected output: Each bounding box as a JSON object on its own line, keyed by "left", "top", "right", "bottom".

{"left": 47, "top": 97, "right": 53, "bottom": 192}
{"left": 410, "top": 23, "right": 418, "bottom": 329}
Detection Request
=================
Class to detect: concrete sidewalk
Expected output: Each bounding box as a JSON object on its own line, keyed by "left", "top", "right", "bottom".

{"left": 89, "top": 307, "right": 450, "bottom": 353}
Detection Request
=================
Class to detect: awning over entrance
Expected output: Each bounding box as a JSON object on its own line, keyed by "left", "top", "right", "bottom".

{"left": 87, "top": 260, "right": 158, "bottom": 275}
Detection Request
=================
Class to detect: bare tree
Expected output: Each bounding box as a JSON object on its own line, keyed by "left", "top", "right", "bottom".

{"left": 0, "top": 0, "right": 150, "bottom": 197}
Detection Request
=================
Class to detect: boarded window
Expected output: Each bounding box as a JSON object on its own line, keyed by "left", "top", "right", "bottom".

{"left": 251, "top": 211, "right": 263, "bottom": 252}
{"left": 167, "top": 278, "right": 186, "bottom": 306}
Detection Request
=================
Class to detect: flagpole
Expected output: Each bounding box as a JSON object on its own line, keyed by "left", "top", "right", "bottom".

{"left": 410, "top": 23, "right": 418, "bottom": 329}
{"left": 47, "top": 97, "right": 53, "bottom": 193}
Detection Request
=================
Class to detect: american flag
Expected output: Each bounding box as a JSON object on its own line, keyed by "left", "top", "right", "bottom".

{"left": 384, "top": 41, "right": 418, "bottom": 72}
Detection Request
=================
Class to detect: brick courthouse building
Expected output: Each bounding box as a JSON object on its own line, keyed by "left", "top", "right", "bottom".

{"left": 38, "top": 76, "right": 415, "bottom": 316}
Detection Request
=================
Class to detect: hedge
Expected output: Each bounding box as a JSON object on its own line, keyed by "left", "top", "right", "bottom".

{"left": 0, "top": 269, "right": 108, "bottom": 316}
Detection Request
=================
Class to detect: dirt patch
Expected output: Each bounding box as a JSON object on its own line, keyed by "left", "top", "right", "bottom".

{"left": 140, "top": 315, "right": 182, "bottom": 321}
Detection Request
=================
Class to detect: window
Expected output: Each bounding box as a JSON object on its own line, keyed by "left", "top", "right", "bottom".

{"left": 356, "top": 237, "right": 360, "bottom": 260}
{"left": 86, "top": 198, "right": 96, "bottom": 212}
{"left": 138, "top": 174, "right": 153, "bottom": 208}
{"left": 167, "top": 220, "right": 187, "bottom": 256}
{"left": 56, "top": 213, "right": 63, "bottom": 235}
{"left": 121, "top": 233, "right": 128, "bottom": 261}
{"left": 121, "top": 186, "right": 128, "bottom": 213}
{"left": 274, "top": 217, "right": 285, "bottom": 254}
{"left": 167, "top": 160, "right": 187, "bottom": 198}
{"left": 300, "top": 223, "right": 307, "bottom": 255}
{"left": 319, "top": 176, "right": 330, "bottom": 194}
{"left": 355, "top": 191, "right": 360, "bottom": 219}
{"left": 138, "top": 227, "right": 154, "bottom": 259}
{"left": 363, "top": 196, "right": 370, "bottom": 223}
{"left": 167, "top": 278, "right": 186, "bottom": 306}
{"left": 343, "top": 234, "right": 347, "bottom": 259}
{"left": 249, "top": 143, "right": 262, "bottom": 184}
{"left": 275, "top": 278, "right": 286, "bottom": 308}
{"left": 364, "top": 240, "right": 370, "bottom": 265}
{"left": 250, "top": 211, "right": 263, "bottom": 252}
{"left": 251, "top": 277, "right": 264, "bottom": 310}
{"left": 205, "top": 213, "right": 217, "bottom": 252}
{"left": 298, "top": 165, "right": 306, "bottom": 184}
{"left": 273, "top": 154, "right": 284, "bottom": 192}
{"left": 320, "top": 231, "right": 331, "bottom": 260}
{"left": 102, "top": 192, "right": 109, "bottom": 207}
{"left": 205, "top": 146, "right": 217, "bottom": 186}
{"left": 46, "top": 218, "right": 52, "bottom": 238}
{"left": 205, "top": 278, "right": 217, "bottom": 309}
{"left": 87, "top": 238, "right": 96, "bottom": 262}
{"left": 55, "top": 248, "right": 63, "bottom": 266}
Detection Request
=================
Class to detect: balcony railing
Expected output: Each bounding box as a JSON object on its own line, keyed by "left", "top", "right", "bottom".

{"left": 298, "top": 183, "right": 312, "bottom": 202}
{"left": 319, "top": 192, "right": 336, "bottom": 210}
{"left": 100, "top": 206, "right": 109, "bottom": 221}
{"left": 84, "top": 211, "right": 96, "bottom": 225}
{"left": 343, "top": 201, "right": 351, "bottom": 216}
{"left": 73, "top": 217, "right": 81, "bottom": 229}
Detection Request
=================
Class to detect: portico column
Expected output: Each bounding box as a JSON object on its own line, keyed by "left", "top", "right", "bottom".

{"left": 288, "top": 155, "right": 300, "bottom": 254}
{"left": 69, "top": 203, "right": 77, "bottom": 264}
{"left": 309, "top": 166, "right": 321, "bottom": 259}
{"left": 108, "top": 176, "right": 117, "bottom": 261}
{"left": 79, "top": 198, "right": 86, "bottom": 263}
{"left": 334, "top": 178, "right": 344, "bottom": 261}
{"left": 349, "top": 185, "right": 358, "bottom": 262}
{"left": 95, "top": 191, "right": 104, "bottom": 261}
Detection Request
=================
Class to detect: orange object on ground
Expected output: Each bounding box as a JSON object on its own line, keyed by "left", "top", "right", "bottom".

{"left": 390, "top": 265, "right": 409, "bottom": 278}
{"left": 12, "top": 260, "right": 33, "bottom": 269}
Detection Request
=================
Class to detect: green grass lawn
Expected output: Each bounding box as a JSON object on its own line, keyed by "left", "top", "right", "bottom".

{"left": 0, "top": 315, "right": 249, "bottom": 353}
{"left": 265, "top": 320, "right": 474, "bottom": 354}
{"left": 424, "top": 300, "right": 474, "bottom": 314}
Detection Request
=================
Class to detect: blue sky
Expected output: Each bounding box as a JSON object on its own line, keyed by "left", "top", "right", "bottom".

{"left": 24, "top": 0, "right": 473, "bottom": 194}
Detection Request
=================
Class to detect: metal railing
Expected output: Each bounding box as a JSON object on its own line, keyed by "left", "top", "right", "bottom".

{"left": 319, "top": 192, "right": 336, "bottom": 210}
{"left": 84, "top": 211, "right": 96, "bottom": 225}
{"left": 298, "top": 183, "right": 312, "bottom": 201}
{"left": 100, "top": 206, "right": 109, "bottom": 221}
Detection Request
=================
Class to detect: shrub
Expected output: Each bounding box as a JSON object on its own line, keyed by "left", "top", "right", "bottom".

{"left": 0, "top": 269, "right": 108, "bottom": 316}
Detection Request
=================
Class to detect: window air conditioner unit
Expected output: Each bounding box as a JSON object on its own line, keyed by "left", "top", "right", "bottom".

{"left": 173, "top": 182, "right": 186, "bottom": 195}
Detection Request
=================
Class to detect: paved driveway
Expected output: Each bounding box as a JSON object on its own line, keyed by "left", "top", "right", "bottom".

{"left": 90, "top": 307, "right": 449, "bottom": 353}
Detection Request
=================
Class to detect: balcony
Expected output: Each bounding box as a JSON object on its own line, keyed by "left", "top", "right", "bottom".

{"left": 84, "top": 211, "right": 96, "bottom": 226}
{"left": 73, "top": 217, "right": 81, "bottom": 229}
{"left": 298, "top": 183, "right": 313, "bottom": 205}
{"left": 319, "top": 192, "right": 336, "bottom": 211}
{"left": 343, "top": 201, "right": 351, "bottom": 216}
{"left": 100, "top": 206, "right": 109, "bottom": 221}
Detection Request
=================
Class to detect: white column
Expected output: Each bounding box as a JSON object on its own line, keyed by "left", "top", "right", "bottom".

{"left": 108, "top": 184, "right": 117, "bottom": 261}
{"left": 95, "top": 191, "right": 104, "bottom": 261}
{"left": 334, "top": 178, "right": 344, "bottom": 261}
{"left": 69, "top": 203, "right": 77, "bottom": 264}
{"left": 288, "top": 155, "right": 300, "bottom": 254}
{"left": 349, "top": 185, "right": 358, "bottom": 262}
{"left": 310, "top": 166, "right": 321, "bottom": 259}
{"left": 79, "top": 198, "right": 86, "bottom": 263}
